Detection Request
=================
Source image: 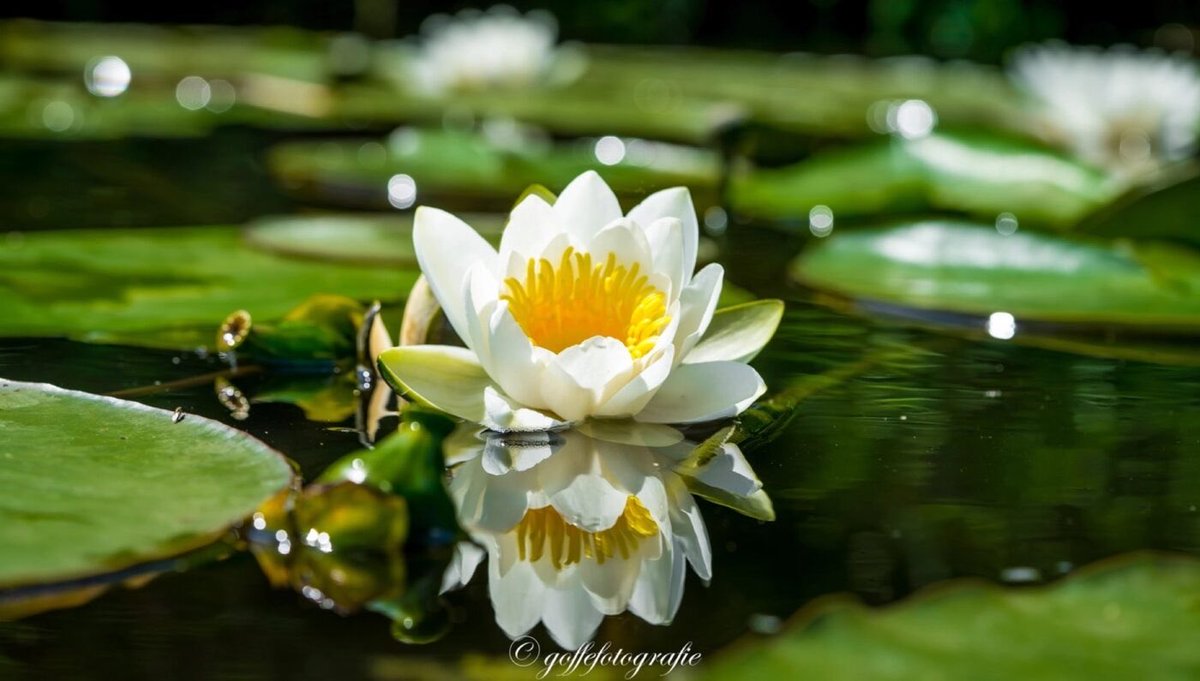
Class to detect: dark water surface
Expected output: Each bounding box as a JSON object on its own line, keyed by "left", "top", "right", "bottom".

{"left": 1, "top": 133, "right": 1198, "bottom": 680}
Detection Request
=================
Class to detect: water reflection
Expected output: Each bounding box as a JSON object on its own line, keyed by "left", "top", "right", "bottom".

{"left": 248, "top": 472, "right": 453, "bottom": 642}
{"left": 440, "top": 424, "right": 765, "bottom": 649}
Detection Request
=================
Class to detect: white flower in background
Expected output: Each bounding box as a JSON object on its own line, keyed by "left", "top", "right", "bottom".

{"left": 1008, "top": 42, "right": 1200, "bottom": 174}
{"left": 439, "top": 426, "right": 766, "bottom": 649}
{"left": 377, "top": 171, "right": 783, "bottom": 432}
{"left": 409, "top": 5, "right": 568, "bottom": 95}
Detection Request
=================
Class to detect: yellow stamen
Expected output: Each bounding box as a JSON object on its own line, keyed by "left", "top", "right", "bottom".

{"left": 501, "top": 247, "right": 670, "bottom": 359}
{"left": 514, "top": 497, "right": 658, "bottom": 569}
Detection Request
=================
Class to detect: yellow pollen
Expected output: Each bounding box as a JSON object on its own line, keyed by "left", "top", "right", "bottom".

{"left": 501, "top": 247, "right": 670, "bottom": 359}
{"left": 514, "top": 497, "right": 659, "bottom": 569}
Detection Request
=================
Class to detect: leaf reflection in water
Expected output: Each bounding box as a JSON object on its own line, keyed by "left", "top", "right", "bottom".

{"left": 440, "top": 423, "right": 769, "bottom": 649}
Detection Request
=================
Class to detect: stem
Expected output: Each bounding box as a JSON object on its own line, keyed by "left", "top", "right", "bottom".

{"left": 108, "top": 365, "right": 264, "bottom": 398}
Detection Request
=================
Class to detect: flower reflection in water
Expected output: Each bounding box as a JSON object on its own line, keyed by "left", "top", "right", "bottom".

{"left": 440, "top": 423, "right": 767, "bottom": 649}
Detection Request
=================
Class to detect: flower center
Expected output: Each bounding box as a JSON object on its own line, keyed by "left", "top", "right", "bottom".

{"left": 514, "top": 497, "right": 658, "bottom": 569}
{"left": 501, "top": 247, "right": 670, "bottom": 358}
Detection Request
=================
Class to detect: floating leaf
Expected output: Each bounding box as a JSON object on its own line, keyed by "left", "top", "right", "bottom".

{"left": 216, "top": 294, "right": 363, "bottom": 366}
{"left": 0, "top": 226, "right": 418, "bottom": 349}
{"left": 730, "top": 133, "right": 1118, "bottom": 227}
{"left": 792, "top": 221, "right": 1200, "bottom": 328}
{"left": 1075, "top": 164, "right": 1200, "bottom": 247}
{"left": 361, "top": 45, "right": 1027, "bottom": 142}
{"left": 243, "top": 213, "right": 506, "bottom": 265}
{"left": 267, "top": 128, "right": 720, "bottom": 211}
{"left": 699, "top": 554, "right": 1200, "bottom": 681}
{"left": 0, "top": 379, "right": 294, "bottom": 589}
{"left": 0, "top": 20, "right": 332, "bottom": 82}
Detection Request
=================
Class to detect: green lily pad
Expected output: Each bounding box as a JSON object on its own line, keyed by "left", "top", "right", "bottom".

{"left": 1075, "top": 165, "right": 1200, "bottom": 247}
{"left": 731, "top": 133, "right": 1118, "bottom": 227}
{"left": 244, "top": 213, "right": 506, "bottom": 265}
{"left": 0, "top": 379, "right": 294, "bottom": 588}
{"left": 267, "top": 128, "right": 720, "bottom": 211}
{"left": 0, "top": 20, "right": 331, "bottom": 83}
{"left": 0, "top": 226, "right": 418, "bottom": 349}
{"left": 360, "top": 44, "right": 1029, "bottom": 143}
{"left": 792, "top": 221, "right": 1200, "bottom": 328}
{"left": 575, "top": 46, "right": 1032, "bottom": 140}
{"left": 700, "top": 554, "right": 1200, "bottom": 681}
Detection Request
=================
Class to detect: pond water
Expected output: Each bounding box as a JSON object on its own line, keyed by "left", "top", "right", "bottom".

{"left": 1, "top": 129, "right": 1198, "bottom": 679}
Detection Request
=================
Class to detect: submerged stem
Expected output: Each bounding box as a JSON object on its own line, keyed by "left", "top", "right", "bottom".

{"left": 107, "top": 365, "right": 263, "bottom": 398}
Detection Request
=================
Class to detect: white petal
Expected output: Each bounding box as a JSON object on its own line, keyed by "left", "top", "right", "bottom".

{"left": 586, "top": 218, "right": 653, "bottom": 273}
{"left": 579, "top": 555, "right": 641, "bottom": 614}
{"left": 413, "top": 206, "right": 498, "bottom": 345}
{"left": 643, "top": 217, "right": 685, "bottom": 300}
{"left": 635, "top": 361, "right": 766, "bottom": 424}
{"left": 668, "top": 478, "right": 712, "bottom": 581}
{"left": 673, "top": 263, "right": 724, "bottom": 362}
{"left": 377, "top": 344, "right": 492, "bottom": 423}
{"left": 541, "top": 337, "right": 635, "bottom": 421}
{"left": 548, "top": 471, "right": 628, "bottom": 533}
{"left": 482, "top": 386, "right": 570, "bottom": 432}
{"left": 593, "top": 344, "right": 675, "bottom": 418}
{"left": 464, "top": 263, "right": 553, "bottom": 409}
{"left": 628, "top": 539, "right": 684, "bottom": 624}
{"left": 440, "top": 541, "right": 486, "bottom": 594}
{"left": 552, "top": 170, "right": 622, "bottom": 245}
{"left": 627, "top": 186, "right": 698, "bottom": 285}
{"left": 685, "top": 299, "right": 784, "bottom": 364}
{"left": 489, "top": 541, "right": 548, "bottom": 638}
{"left": 460, "top": 263, "right": 499, "bottom": 355}
{"left": 542, "top": 581, "right": 605, "bottom": 650}
{"left": 500, "top": 193, "right": 557, "bottom": 262}
{"left": 451, "top": 455, "right": 534, "bottom": 533}
{"left": 489, "top": 303, "right": 558, "bottom": 407}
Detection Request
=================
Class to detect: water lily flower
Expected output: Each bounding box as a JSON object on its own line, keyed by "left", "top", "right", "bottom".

{"left": 409, "top": 5, "right": 576, "bottom": 95}
{"left": 439, "top": 426, "right": 765, "bottom": 649}
{"left": 378, "top": 171, "right": 783, "bottom": 432}
{"left": 1008, "top": 42, "right": 1200, "bottom": 175}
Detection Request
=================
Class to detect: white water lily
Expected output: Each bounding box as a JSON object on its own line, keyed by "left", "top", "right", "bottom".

{"left": 439, "top": 426, "right": 765, "bottom": 649}
{"left": 378, "top": 171, "right": 783, "bottom": 432}
{"left": 409, "top": 5, "right": 569, "bottom": 95}
{"left": 1009, "top": 42, "right": 1200, "bottom": 174}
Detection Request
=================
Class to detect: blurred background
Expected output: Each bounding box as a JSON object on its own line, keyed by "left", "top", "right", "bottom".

{"left": 5, "top": 0, "right": 1200, "bottom": 58}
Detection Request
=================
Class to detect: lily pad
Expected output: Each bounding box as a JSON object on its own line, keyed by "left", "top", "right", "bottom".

{"left": 361, "top": 44, "right": 1029, "bottom": 143}
{"left": 244, "top": 213, "right": 506, "bottom": 266}
{"left": 267, "top": 128, "right": 720, "bottom": 211}
{"left": 0, "top": 20, "right": 331, "bottom": 83}
{"left": 791, "top": 221, "right": 1200, "bottom": 329}
{"left": 0, "top": 226, "right": 418, "bottom": 349}
{"left": 1075, "top": 165, "right": 1200, "bottom": 247}
{"left": 730, "top": 133, "right": 1118, "bottom": 227}
{"left": 700, "top": 554, "right": 1200, "bottom": 681}
{"left": 0, "top": 379, "right": 294, "bottom": 589}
